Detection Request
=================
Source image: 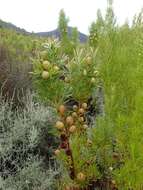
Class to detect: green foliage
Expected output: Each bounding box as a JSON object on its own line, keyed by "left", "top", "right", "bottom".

{"left": 58, "top": 10, "right": 79, "bottom": 57}
{"left": 0, "top": 28, "right": 39, "bottom": 105}
{"left": 89, "top": 22, "right": 98, "bottom": 47}
{"left": 33, "top": 41, "right": 99, "bottom": 106}
{"left": 33, "top": 39, "right": 70, "bottom": 106}
{"left": 105, "top": 0, "right": 116, "bottom": 29}
{"left": 92, "top": 7, "right": 143, "bottom": 189}
{"left": 71, "top": 27, "right": 79, "bottom": 45}
{"left": 58, "top": 9, "right": 69, "bottom": 40}
{"left": 69, "top": 48, "right": 98, "bottom": 102}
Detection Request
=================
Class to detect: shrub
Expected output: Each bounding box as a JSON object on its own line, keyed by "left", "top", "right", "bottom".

{"left": 0, "top": 93, "right": 59, "bottom": 190}
{"left": 0, "top": 29, "right": 38, "bottom": 106}
{"left": 33, "top": 38, "right": 103, "bottom": 189}
{"left": 1, "top": 159, "right": 58, "bottom": 190}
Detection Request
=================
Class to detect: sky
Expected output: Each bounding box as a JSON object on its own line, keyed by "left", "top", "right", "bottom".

{"left": 0, "top": 0, "right": 143, "bottom": 34}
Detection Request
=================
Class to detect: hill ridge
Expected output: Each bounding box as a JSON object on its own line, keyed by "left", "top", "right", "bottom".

{"left": 0, "top": 19, "right": 87, "bottom": 42}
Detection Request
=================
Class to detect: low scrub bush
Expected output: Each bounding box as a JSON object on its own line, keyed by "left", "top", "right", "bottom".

{"left": 0, "top": 93, "right": 59, "bottom": 190}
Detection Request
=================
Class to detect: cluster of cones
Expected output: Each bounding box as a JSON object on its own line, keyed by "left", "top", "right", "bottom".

{"left": 54, "top": 103, "right": 118, "bottom": 190}
{"left": 54, "top": 103, "right": 89, "bottom": 186}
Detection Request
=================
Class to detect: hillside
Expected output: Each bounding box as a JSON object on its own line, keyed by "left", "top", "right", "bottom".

{"left": 36, "top": 27, "right": 87, "bottom": 43}
{"left": 0, "top": 19, "right": 28, "bottom": 34}
{"left": 0, "top": 19, "right": 87, "bottom": 42}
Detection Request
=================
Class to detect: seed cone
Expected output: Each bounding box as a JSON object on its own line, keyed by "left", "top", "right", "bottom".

{"left": 78, "top": 108, "right": 85, "bottom": 115}
{"left": 55, "top": 121, "right": 64, "bottom": 130}
{"left": 58, "top": 105, "right": 66, "bottom": 115}
{"left": 42, "top": 60, "right": 50, "bottom": 70}
{"left": 82, "top": 103, "right": 88, "bottom": 110}
{"left": 73, "top": 105, "right": 78, "bottom": 111}
{"left": 54, "top": 149, "right": 60, "bottom": 156}
{"left": 77, "top": 172, "right": 86, "bottom": 182}
{"left": 69, "top": 125, "right": 76, "bottom": 133}
{"left": 42, "top": 71, "right": 49, "bottom": 79}
{"left": 66, "top": 116, "right": 74, "bottom": 126}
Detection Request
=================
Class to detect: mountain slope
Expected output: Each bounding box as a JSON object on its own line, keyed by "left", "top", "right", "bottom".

{"left": 0, "top": 19, "right": 29, "bottom": 34}
{"left": 0, "top": 19, "right": 87, "bottom": 42}
{"left": 36, "top": 27, "right": 87, "bottom": 43}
